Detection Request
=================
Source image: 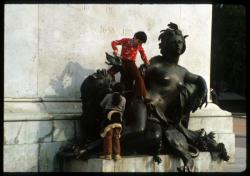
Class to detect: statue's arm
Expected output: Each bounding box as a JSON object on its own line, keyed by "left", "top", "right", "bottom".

{"left": 100, "top": 95, "right": 108, "bottom": 108}
{"left": 184, "top": 71, "right": 208, "bottom": 112}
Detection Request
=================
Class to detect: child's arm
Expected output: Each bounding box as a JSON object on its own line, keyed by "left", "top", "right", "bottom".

{"left": 111, "top": 38, "right": 125, "bottom": 56}
{"left": 100, "top": 95, "right": 108, "bottom": 108}
{"left": 121, "top": 97, "right": 126, "bottom": 113}
{"left": 138, "top": 45, "right": 150, "bottom": 65}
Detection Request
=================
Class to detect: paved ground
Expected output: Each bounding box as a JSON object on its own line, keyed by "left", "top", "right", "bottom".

{"left": 215, "top": 92, "right": 247, "bottom": 172}
{"left": 224, "top": 147, "right": 246, "bottom": 172}
{"left": 223, "top": 115, "right": 246, "bottom": 172}
{"left": 234, "top": 117, "right": 246, "bottom": 148}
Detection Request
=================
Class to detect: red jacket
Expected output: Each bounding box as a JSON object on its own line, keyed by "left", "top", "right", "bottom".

{"left": 111, "top": 38, "right": 149, "bottom": 64}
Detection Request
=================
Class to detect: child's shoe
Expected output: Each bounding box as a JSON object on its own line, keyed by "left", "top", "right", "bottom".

{"left": 100, "top": 155, "right": 112, "bottom": 160}
{"left": 114, "top": 154, "right": 122, "bottom": 161}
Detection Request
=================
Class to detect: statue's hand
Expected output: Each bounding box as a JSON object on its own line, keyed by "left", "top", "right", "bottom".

{"left": 139, "top": 63, "right": 149, "bottom": 77}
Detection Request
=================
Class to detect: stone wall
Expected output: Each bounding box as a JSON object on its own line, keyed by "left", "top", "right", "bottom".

{"left": 4, "top": 4, "right": 232, "bottom": 172}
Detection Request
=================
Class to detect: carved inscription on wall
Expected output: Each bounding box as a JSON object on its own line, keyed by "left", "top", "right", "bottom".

{"left": 83, "top": 5, "right": 90, "bottom": 11}
{"left": 100, "top": 25, "right": 115, "bottom": 34}
{"left": 105, "top": 5, "right": 113, "bottom": 14}
{"left": 122, "top": 28, "right": 133, "bottom": 36}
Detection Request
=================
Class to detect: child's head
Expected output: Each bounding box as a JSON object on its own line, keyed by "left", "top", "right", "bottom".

{"left": 134, "top": 31, "right": 147, "bottom": 44}
{"left": 112, "top": 82, "right": 125, "bottom": 94}
{"left": 111, "top": 83, "right": 125, "bottom": 106}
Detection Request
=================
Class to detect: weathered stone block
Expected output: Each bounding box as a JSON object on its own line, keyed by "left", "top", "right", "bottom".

{"left": 4, "top": 112, "right": 53, "bottom": 121}
{"left": 62, "top": 153, "right": 225, "bottom": 172}
{"left": 189, "top": 116, "right": 233, "bottom": 133}
{"left": 223, "top": 147, "right": 246, "bottom": 172}
{"left": 75, "top": 119, "right": 83, "bottom": 142}
{"left": 191, "top": 103, "right": 232, "bottom": 117}
{"left": 113, "top": 156, "right": 137, "bottom": 172}
{"left": 4, "top": 144, "right": 39, "bottom": 172}
{"left": 4, "top": 102, "right": 82, "bottom": 114}
{"left": 154, "top": 155, "right": 179, "bottom": 172}
{"left": 4, "top": 4, "right": 38, "bottom": 98}
{"left": 4, "top": 121, "right": 53, "bottom": 144}
{"left": 39, "top": 142, "right": 68, "bottom": 172}
{"left": 214, "top": 133, "right": 235, "bottom": 162}
{"left": 53, "top": 120, "right": 75, "bottom": 142}
{"left": 35, "top": 5, "right": 211, "bottom": 99}
{"left": 63, "top": 158, "right": 89, "bottom": 172}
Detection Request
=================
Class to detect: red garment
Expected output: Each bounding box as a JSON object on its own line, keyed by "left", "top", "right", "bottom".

{"left": 111, "top": 38, "right": 149, "bottom": 64}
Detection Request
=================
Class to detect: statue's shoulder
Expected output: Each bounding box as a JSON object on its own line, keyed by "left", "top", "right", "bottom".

{"left": 150, "top": 55, "right": 163, "bottom": 64}
{"left": 176, "top": 64, "right": 188, "bottom": 72}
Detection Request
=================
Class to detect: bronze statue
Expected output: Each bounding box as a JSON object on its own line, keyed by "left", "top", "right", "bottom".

{"left": 58, "top": 22, "right": 229, "bottom": 172}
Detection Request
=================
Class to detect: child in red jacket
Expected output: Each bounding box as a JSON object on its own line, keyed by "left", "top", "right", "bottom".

{"left": 108, "top": 31, "right": 151, "bottom": 102}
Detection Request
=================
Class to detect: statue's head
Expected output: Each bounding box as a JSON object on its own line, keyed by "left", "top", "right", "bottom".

{"left": 158, "top": 22, "right": 188, "bottom": 57}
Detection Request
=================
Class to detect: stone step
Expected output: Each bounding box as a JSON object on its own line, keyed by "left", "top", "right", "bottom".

{"left": 62, "top": 153, "right": 227, "bottom": 172}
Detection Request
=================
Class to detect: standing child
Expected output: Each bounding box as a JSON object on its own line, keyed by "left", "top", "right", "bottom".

{"left": 108, "top": 31, "right": 151, "bottom": 102}
{"left": 99, "top": 83, "right": 126, "bottom": 161}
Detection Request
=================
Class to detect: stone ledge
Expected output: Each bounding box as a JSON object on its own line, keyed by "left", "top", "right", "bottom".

{"left": 5, "top": 102, "right": 231, "bottom": 117}
{"left": 191, "top": 103, "right": 232, "bottom": 116}
{"left": 4, "top": 102, "right": 232, "bottom": 123}
{"left": 4, "top": 101, "right": 82, "bottom": 114}
{"left": 62, "top": 153, "right": 226, "bottom": 172}
{"left": 4, "top": 112, "right": 232, "bottom": 133}
{"left": 4, "top": 112, "right": 81, "bottom": 121}
{"left": 188, "top": 116, "right": 233, "bottom": 133}
{"left": 4, "top": 97, "right": 82, "bottom": 102}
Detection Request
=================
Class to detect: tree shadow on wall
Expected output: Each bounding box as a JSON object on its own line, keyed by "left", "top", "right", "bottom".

{"left": 49, "top": 61, "right": 95, "bottom": 99}
{"left": 41, "top": 61, "right": 96, "bottom": 171}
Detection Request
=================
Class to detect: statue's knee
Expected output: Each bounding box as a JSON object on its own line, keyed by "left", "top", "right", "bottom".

{"left": 155, "top": 131, "right": 162, "bottom": 140}
{"left": 146, "top": 129, "right": 162, "bottom": 143}
{"left": 151, "top": 129, "right": 161, "bottom": 140}
{"left": 136, "top": 127, "right": 145, "bottom": 134}
{"left": 164, "top": 131, "right": 178, "bottom": 146}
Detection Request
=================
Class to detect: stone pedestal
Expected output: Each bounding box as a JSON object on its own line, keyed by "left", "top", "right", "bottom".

{"left": 189, "top": 103, "right": 235, "bottom": 162}
{"left": 61, "top": 102, "right": 234, "bottom": 172}
{"left": 62, "top": 153, "right": 225, "bottom": 172}
{"left": 5, "top": 4, "right": 235, "bottom": 172}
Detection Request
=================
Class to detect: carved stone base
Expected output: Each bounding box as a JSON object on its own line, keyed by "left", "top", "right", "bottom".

{"left": 189, "top": 103, "right": 235, "bottom": 162}
{"left": 62, "top": 153, "right": 225, "bottom": 172}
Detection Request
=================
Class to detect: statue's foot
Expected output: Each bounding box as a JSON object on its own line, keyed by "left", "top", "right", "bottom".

{"left": 177, "top": 165, "right": 192, "bottom": 172}
{"left": 177, "top": 157, "right": 194, "bottom": 172}
{"left": 177, "top": 162, "right": 194, "bottom": 172}
{"left": 79, "top": 148, "right": 88, "bottom": 155}
{"left": 153, "top": 155, "right": 162, "bottom": 165}
{"left": 69, "top": 144, "right": 89, "bottom": 159}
